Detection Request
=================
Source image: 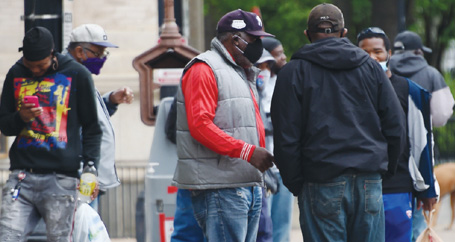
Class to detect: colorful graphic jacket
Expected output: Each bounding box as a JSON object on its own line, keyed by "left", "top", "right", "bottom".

{"left": 0, "top": 53, "right": 101, "bottom": 176}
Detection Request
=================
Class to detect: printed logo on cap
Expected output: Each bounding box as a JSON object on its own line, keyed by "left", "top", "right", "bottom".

{"left": 320, "top": 16, "right": 330, "bottom": 20}
{"left": 103, "top": 35, "right": 107, "bottom": 40}
{"left": 232, "top": 20, "right": 246, "bottom": 29}
{"left": 256, "top": 16, "right": 263, "bottom": 27}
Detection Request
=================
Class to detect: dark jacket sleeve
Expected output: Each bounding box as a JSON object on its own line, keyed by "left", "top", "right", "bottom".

{"left": 102, "top": 91, "right": 119, "bottom": 116}
{"left": 0, "top": 70, "right": 27, "bottom": 135}
{"left": 271, "top": 61, "right": 305, "bottom": 196}
{"left": 376, "top": 69, "right": 407, "bottom": 177}
{"left": 165, "top": 96, "right": 177, "bottom": 144}
{"left": 78, "top": 72, "right": 102, "bottom": 166}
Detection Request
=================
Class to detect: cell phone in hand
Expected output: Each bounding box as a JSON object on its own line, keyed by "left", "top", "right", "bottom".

{"left": 23, "top": 96, "right": 40, "bottom": 107}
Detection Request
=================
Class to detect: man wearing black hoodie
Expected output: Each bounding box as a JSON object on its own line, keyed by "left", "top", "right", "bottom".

{"left": 271, "top": 4, "right": 406, "bottom": 241}
{"left": 357, "top": 27, "right": 437, "bottom": 242}
{"left": 0, "top": 27, "right": 101, "bottom": 241}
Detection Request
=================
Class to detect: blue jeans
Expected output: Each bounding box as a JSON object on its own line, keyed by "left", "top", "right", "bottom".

{"left": 267, "top": 171, "right": 294, "bottom": 242}
{"left": 411, "top": 199, "right": 427, "bottom": 242}
{"left": 257, "top": 188, "right": 273, "bottom": 242}
{"left": 0, "top": 171, "right": 77, "bottom": 242}
{"left": 89, "top": 196, "right": 99, "bottom": 211}
{"left": 191, "top": 186, "right": 262, "bottom": 242}
{"left": 171, "top": 189, "right": 206, "bottom": 242}
{"left": 298, "top": 173, "right": 384, "bottom": 242}
{"left": 383, "top": 192, "right": 413, "bottom": 242}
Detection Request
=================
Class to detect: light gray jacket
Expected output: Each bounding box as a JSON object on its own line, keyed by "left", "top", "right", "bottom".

{"left": 65, "top": 52, "right": 120, "bottom": 191}
{"left": 96, "top": 91, "right": 121, "bottom": 191}
{"left": 172, "top": 38, "right": 264, "bottom": 190}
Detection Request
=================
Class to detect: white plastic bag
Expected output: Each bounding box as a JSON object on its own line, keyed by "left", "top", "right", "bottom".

{"left": 416, "top": 210, "right": 444, "bottom": 242}
{"left": 73, "top": 202, "right": 111, "bottom": 242}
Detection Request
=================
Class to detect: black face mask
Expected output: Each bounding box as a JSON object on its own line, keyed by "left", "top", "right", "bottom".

{"left": 234, "top": 36, "right": 263, "bottom": 64}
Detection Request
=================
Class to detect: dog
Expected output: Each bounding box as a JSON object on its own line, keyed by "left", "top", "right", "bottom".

{"left": 432, "top": 162, "right": 455, "bottom": 229}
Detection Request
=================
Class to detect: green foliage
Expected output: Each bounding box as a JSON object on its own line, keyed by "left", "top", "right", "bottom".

{"left": 349, "top": 0, "right": 371, "bottom": 40}
{"left": 259, "top": 0, "right": 322, "bottom": 58}
{"left": 203, "top": 0, "right": 455, "bottom": 62}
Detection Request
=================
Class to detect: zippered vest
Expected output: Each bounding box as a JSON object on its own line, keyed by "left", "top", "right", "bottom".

{"left": 172, "top": 38, "right": 264, "bottom": 189}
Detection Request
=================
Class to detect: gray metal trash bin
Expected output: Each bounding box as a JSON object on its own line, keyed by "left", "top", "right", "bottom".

{"left": 144, "top": 97, "right": 178, "bottom": 242}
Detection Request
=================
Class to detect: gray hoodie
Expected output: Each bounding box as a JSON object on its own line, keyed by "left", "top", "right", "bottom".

{"left": 390, "top": 51, "right": 454, "bottom": 127}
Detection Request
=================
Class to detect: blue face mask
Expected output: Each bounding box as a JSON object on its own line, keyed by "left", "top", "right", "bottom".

{"left": 82, "top": 57, "right": 107, "bottom": 75}
{"left": 379, "top": 61, "right": 388, "bottom": 72}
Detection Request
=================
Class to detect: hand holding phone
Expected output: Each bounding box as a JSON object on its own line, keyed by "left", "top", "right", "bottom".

{"left": 23, "top": 96, "right": 40, "bottom": 107}
{"left": 20, "top": 96, "right": 42, "bottom": 122}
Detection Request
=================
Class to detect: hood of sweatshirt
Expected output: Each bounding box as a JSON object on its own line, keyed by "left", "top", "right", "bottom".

{"left": 389, "top": 51, "right": 428, "bottom": 77}
{"left": 16, "top": 52, "right": 75, "bottom": 77}
{"left": 291, "top": 37, "right": 370, "bottom": 70}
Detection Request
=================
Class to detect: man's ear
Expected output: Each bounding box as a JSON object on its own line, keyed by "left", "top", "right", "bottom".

{"left": 304, "top": 30, "right": 312, "bottom": 43}
{"left": 74, "top": 46, "right": 85, "bottom": 61}
{"left": 340, "top": 28, "right": 348, "bottom": 38}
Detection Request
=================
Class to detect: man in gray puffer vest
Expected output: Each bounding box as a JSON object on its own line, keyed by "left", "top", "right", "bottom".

{"left": 172, "top": 9, "right": 274, "bottom": 242}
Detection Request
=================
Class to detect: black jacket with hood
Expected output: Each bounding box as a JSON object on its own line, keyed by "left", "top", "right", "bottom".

{"left": 271, "top": 37, "right": 406, "bottom": 195}
{"left": 0, "top": 53, "right": 101, "bottom": 177}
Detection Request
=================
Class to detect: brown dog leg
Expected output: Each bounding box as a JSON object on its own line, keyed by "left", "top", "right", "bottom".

{"left": 432, "top": 201, "right": 441, "bottom": 228}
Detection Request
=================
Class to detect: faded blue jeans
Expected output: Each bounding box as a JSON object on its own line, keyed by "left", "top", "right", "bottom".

{"left": 267, "top": 170, "right": 294, "bottom": 242}
{"left": 0, "top": 171, "right": 77, "bottom": 242}
{"left": 257, "top": 187, "right": 273, "bottom": 242}
{"left": 298, "top": 173, "right": 384, "bottom": 242}
{"left": 191, "top": 186, "right": 262, "bottom": 242}
{"left": 171, "top": 189, "right": 206, "bottom": 242}
{"left": 411, "top": 199, "right": 427, "bottom": 242}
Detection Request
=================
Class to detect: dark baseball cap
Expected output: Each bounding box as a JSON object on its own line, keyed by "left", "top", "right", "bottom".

{"left": 307, "top": 3, "right": 344, "bottom": 34}
{"left": 216, "top": 9, "right": 274, "bottom": 37}
{"left": 393, "top": 31, "right": 432, "bottom": 53}
{"left": 262, "top": 37, "right": 282, "bottom": 52}
{"left": 19, "top": 26, "right": 54, "bottom": 61}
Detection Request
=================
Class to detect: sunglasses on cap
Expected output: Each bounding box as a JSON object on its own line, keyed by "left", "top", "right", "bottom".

{"left": 357, "top": 27, "right": 386, "bottom": 40}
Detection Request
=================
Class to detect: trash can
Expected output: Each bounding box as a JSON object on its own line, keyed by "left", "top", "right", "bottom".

{"left": 144, "top": 97, "right": 179, "bottom": 242}
{"left": 136, "top": 190, "right": 146, "bottom": 242}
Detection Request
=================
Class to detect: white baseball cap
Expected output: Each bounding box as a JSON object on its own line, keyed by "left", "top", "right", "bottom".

{"left": 70, "top": 24, "right": 118, "bottom": 48}
{"left": 256, "top": 49, "right": 275, "bottom": 65}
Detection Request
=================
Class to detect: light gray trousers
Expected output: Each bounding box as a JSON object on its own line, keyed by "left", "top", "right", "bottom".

{"left": 0, "top": 170, "right": 77, "bottom": 242}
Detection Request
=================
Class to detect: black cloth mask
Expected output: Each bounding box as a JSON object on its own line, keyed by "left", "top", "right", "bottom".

{"left": 235, "top": 36, "right": 263, "bottom": 64}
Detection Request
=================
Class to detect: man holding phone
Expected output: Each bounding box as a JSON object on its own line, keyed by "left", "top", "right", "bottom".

{"left": 0, "top": 27, "right": 101, "bottom": 241}
{"left": 24, "top": 96, "right": 39, "bottom": 107}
